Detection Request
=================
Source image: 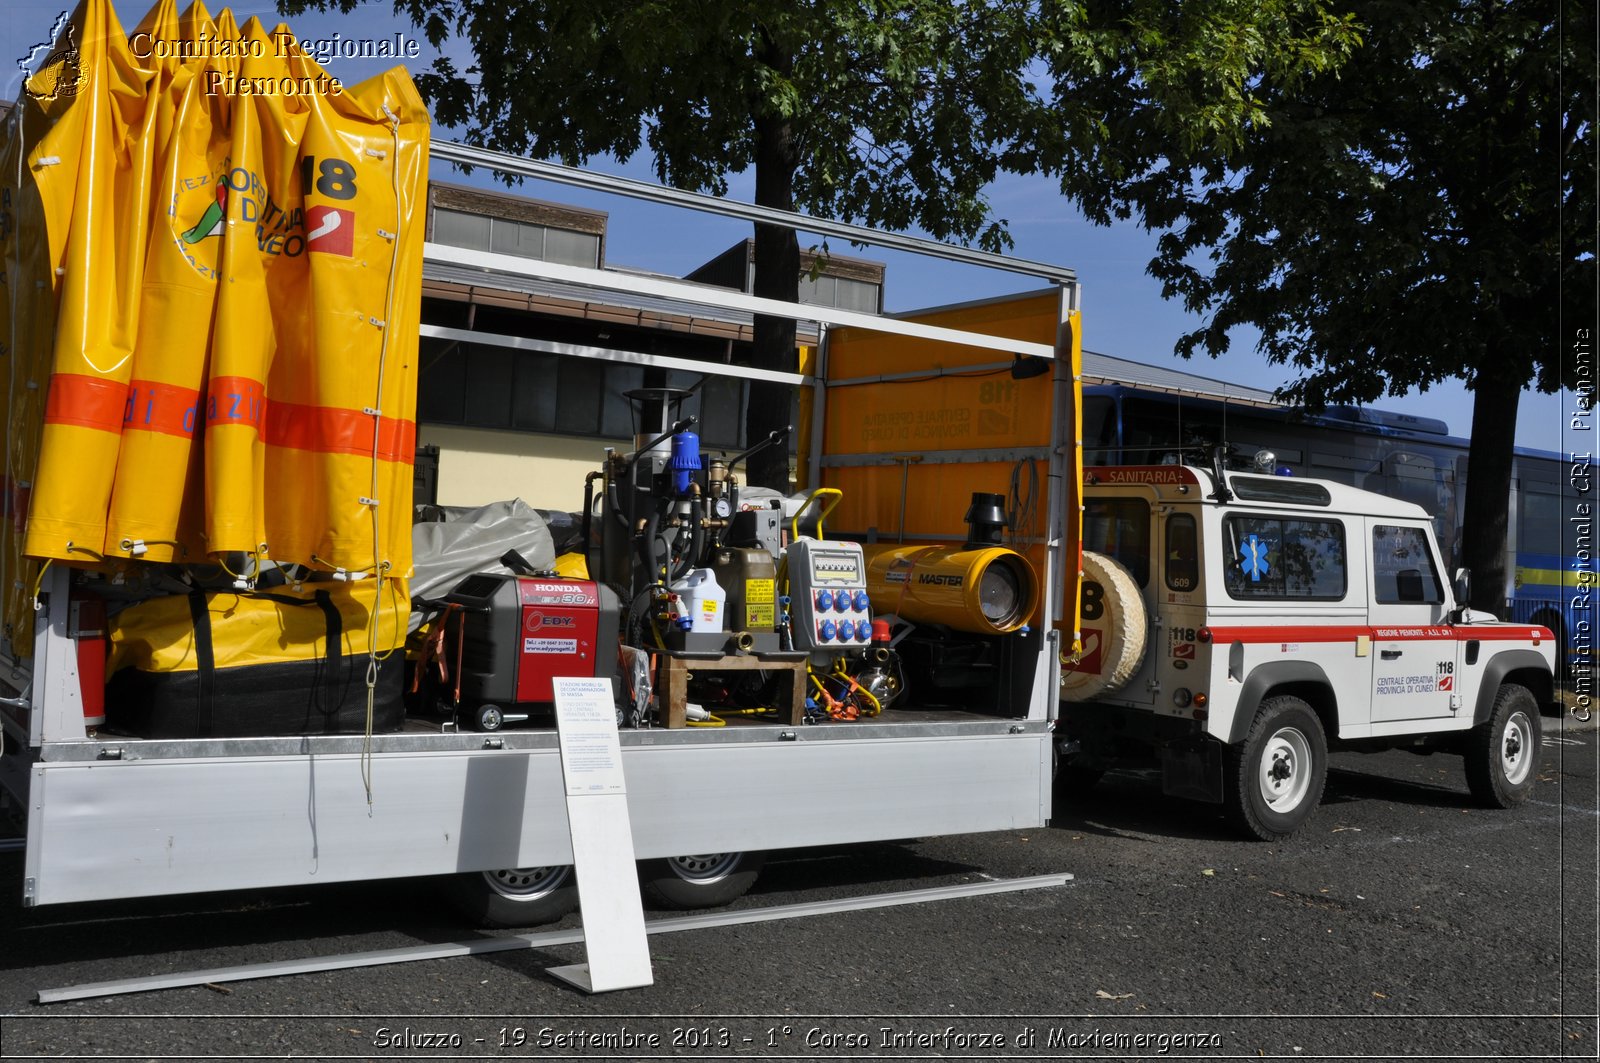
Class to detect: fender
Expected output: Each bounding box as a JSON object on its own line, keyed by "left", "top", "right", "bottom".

{"left": 1470, "top": 649, "right": 1554, "bottom": 725}
{"left": 1225, "top": 660, "right": 1336, "bottom": 745}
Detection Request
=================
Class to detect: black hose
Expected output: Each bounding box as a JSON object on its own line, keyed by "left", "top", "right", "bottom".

{"left": 582, "top": 471, "right": 599, "bottom": 577}
{"left": 638, "top": 506, "right": 662, "bottom": 593}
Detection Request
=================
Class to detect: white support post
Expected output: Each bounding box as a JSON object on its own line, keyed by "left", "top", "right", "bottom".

{"left": 546, "top": 677, "right": 653, "bottom": 993}
{"left": 31, "top": 564, "right": 85, "bottom": 746}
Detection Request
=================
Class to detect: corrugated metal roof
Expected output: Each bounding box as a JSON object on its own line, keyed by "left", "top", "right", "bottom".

{"left": 422, "top": 257, "right": 1286, "bottom": 408}
{"left": 1082, "top": 348, "right": 1285, "bottom": 409}
{"left": 423, "top": 260, "right": 770, "bottom": 328}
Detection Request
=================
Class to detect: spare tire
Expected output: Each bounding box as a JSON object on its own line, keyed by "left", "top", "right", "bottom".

{"left": 1059, "top": 550, "right": 1148, "bottom": 701}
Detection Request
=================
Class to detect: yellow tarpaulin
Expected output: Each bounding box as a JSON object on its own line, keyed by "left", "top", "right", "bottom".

{"left": 25, "top": 0, "right": 151, "bottom": 563}
{"left": 102, "top": 0, "right": 225, "bottom": 564}
{"left": 1, "top": 0, "right": 429, "bottom": 655}
{"left": 820, "top": 291, "right": 1083, "bottom": 643}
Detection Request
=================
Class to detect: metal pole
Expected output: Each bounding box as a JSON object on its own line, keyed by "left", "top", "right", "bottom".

{"left": 430, "top": 141, "right": 1077, "bottom": 286}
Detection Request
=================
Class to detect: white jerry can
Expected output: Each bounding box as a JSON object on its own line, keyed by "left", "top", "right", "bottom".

{"left": 672, "top": 568, "right": 726, "bottom": 633}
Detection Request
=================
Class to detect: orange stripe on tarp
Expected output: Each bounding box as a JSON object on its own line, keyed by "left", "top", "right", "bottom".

{"left": 263, "top": 401, "right": 417, "bottom": 464}
{"left": 81, "top": 372, "right": 414, "bottom": 461}
{"left": 44, "top": 374, "right": 128, "bottom": 433}
{"left": 123, "top": 379, "right": 204, "bottom": 438}
{"left": 204, "top": 375, "right": 268, "bottom": 431}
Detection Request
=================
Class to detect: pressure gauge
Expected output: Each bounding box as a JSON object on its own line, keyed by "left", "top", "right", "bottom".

{"left": 712, "top": 498, "right": 733, "bottom": 519}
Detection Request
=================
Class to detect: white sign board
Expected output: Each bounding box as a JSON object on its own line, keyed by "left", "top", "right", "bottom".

{"left": 551, "top": 677, "right": 628, "bottom": 796}
{"left": 547, "top": 677, "right": 653, "bottom": 993}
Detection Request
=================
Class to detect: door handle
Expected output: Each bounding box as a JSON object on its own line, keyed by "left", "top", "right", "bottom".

{"left": 1380, "top": 649, "right": 1403, "bottom": 660}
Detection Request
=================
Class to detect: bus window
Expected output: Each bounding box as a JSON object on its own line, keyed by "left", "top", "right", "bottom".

{"left": 1122, "top": 396, "right": 1222, "bottom": 466}
{"left": 1166, "top": 513, "right": 1199, "bottom": 592}
{"left": 1082, "top": 395, "right": 1118, "bottom": 465}
{"left": 1084, "top": 498, "right": 1150, "bottom": 587}
{"left": 1518, "top": 490, "right": 1562, "bottom": 558}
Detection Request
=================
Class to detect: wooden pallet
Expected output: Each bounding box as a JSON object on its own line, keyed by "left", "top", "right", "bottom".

{"left": 659, "top": 654, "right": 808, "bottom": 728}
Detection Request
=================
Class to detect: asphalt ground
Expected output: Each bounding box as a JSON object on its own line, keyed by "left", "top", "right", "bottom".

{"left": 0, "top": 709, "right": 1595, "bottom": 1060}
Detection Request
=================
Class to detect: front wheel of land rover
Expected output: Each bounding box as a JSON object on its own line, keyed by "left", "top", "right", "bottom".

{"left": 1225, "top": 697, "right": 1328, "bottom": 841}
{"left": 1465, "top": 684, "right": 1540, "bottom": 809}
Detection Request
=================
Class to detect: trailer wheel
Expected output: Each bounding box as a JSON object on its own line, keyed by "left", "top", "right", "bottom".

{"left": 1465, "top": 684, "right": 1540, "bottom": 808}
{"left": 447, "top": 865, "right": 578, "bottom": 928}
{"left": 472, "top": 704, "right": 504, "bottom": 732}
{"left": 1225, "top": 697, "right": 1327, "bottom": 841}
{"left": 639, "top": 851, "right": 765, "bottom": 910}
{"left": 1059, "top": 551, "right": 1147, "bottom": 701}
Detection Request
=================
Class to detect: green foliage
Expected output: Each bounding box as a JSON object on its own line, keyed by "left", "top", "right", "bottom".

{"left": 278, "top": 0, "right": 1359, "bottom": 255}
{"left": 1097, "top": 0, "right": 1594, "bottom": 409}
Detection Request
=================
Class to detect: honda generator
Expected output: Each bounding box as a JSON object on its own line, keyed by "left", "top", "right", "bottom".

{"left": 444, "top": 573, "right": 621, "bottom": 731}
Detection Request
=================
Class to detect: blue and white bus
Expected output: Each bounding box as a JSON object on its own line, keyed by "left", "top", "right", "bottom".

{"left": 1078, "top": 355, "right": 1592, "bottom": 672}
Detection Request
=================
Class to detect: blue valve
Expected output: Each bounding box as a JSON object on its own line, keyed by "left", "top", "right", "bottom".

{"left": 819, "top": 619, "right": 837, "bottom": 641}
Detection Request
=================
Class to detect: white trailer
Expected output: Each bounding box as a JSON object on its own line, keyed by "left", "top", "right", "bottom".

{"left": 1, "top": 144, "right": 1080, "bottom": 922}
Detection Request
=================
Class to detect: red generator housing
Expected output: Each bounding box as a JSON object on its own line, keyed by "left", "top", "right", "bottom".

{"left": 445, "top": 573, "right": 620, "bottom": 712}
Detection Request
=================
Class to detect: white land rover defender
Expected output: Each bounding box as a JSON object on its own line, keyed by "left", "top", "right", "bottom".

{"left": 1058, "top": 463, "right": 1555, "bottom": 840}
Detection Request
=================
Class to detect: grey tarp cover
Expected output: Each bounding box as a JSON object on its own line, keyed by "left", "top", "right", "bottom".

{"left": 409, "top": 499, "right": 557, "bottom": 632}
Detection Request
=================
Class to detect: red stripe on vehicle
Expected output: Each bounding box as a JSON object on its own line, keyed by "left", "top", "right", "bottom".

{"left": 1205, "top": 625, "right": 1552, "bottom": 644}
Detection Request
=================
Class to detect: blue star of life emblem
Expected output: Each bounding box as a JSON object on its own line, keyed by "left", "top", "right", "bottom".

{"left": 1240, "top": 534, "right": 1271, "bottom": 582}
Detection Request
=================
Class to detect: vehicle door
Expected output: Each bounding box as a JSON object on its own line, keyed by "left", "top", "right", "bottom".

{"left": 1367, "top": 520, "right": 1460, "bottom": 723}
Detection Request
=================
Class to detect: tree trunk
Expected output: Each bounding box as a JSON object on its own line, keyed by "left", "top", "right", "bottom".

{"left": 744, "top": 50, "right": 800, "bottom": 491}
{"left": 1459, "top": 373, "right": 1521, "bottom": 615}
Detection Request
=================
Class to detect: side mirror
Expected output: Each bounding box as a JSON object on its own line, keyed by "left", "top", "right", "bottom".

{"left": 1451, "top": 567, "right": 1471, "bottom": 620}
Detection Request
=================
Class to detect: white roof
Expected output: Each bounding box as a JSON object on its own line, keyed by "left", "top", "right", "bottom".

{"left": 1085, "top": 465, "right": 1433, "bottom": 521}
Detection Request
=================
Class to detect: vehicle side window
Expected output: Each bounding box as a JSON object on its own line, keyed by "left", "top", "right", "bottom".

{"left": 1084, "top": 499, "right": 1150, "bottom": 587}
{"left": 1166, "top": 513, "right": 1198, "bottom": 592}
{"left": 1372, "top": 524, "right": 1444, "bottom": 604}
{"left": 1223, "top": 515, "right": 1346, "bottom": 600}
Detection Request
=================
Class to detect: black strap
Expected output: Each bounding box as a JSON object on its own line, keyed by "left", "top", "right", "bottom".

{"left": 186, "top": 588, "right": 348, "bottom": 726}
{"left": 186, "top": 591, "right": 215, "bottom": 737}
{"left": 311, "top": 590, "right": 346, "bottom": 720}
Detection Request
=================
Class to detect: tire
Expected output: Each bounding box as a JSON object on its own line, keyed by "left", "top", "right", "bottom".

{"left": 639, "top": 851, "right": 765, "bottom": 910}
{"left": 446, "top": 865, "right": 578, "bottom": 928}
{"left": 1465, "top": 684, "right": 1540, "bottom": 808}
{"left": 473, "top": 704, "right": 503, "bottom": 732}
{"left": 1225, "top": 696, "right": 1327, "bottom": 841}
{"left": 1059, "top": 551, "right": 1148, "bottom": 701}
